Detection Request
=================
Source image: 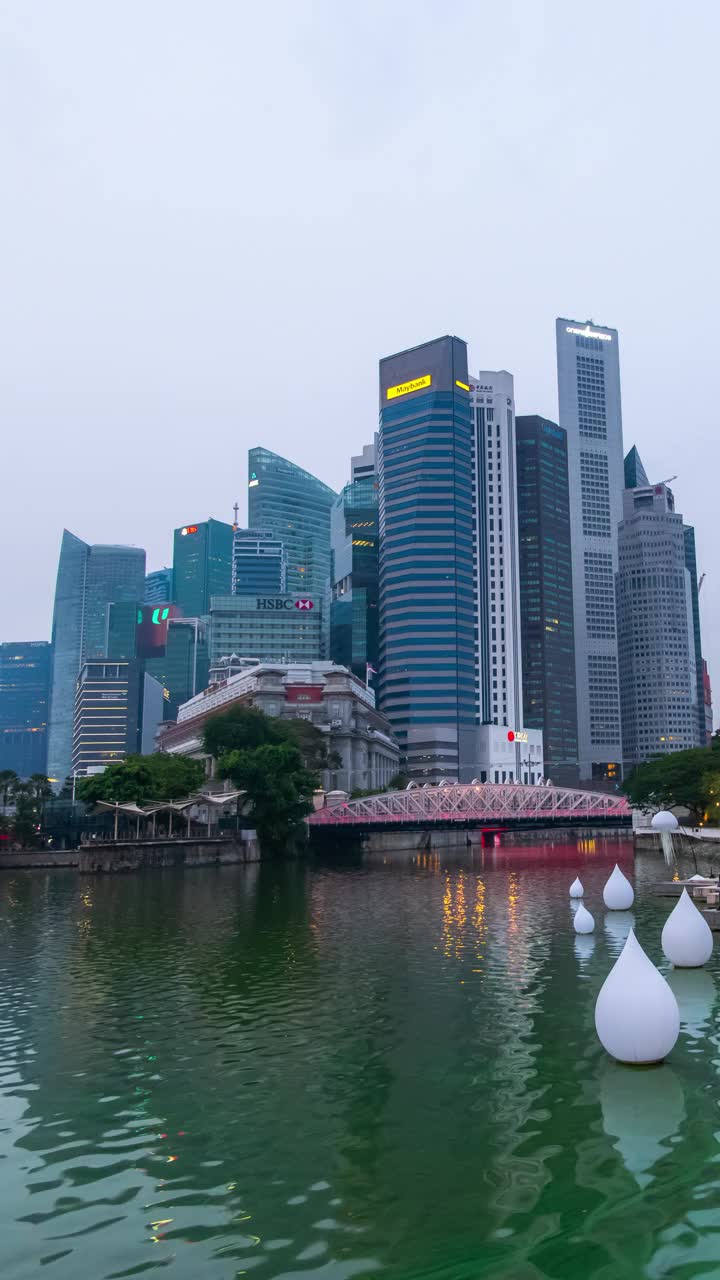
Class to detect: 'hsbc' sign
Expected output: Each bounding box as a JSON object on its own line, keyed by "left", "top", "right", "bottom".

{"left": 256, "top": 597, "right": 315, "bottom": 611}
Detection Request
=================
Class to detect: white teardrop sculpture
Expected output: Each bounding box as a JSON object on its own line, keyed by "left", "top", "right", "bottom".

{"left": 573, "top": 903, "right": 595, "bottom": 934}
{"left": 595, "top": 929, "right": 680, "bottom": 1064}
{"left": 600, "top": 1063, "right": 685, "bottom": 1188}
{"left": 569, "top": 877, "right": 584, "bottom": 898}
{"left": 661, "top": 888, "right": 713, "bottom": 968}
{"left": 603, "top": 864, "right": 635, "bottom": 910}
{"left": 689, "top": 874, "right": 709, "bottom": 881}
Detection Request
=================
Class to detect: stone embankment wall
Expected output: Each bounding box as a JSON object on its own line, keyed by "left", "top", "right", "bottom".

{"left": 78, "top": 836, "right": 261, "bottom": 873}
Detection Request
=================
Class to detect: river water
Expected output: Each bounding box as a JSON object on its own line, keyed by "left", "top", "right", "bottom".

{"left": 0, "top": 838, "right": 719, "bottom": 1279}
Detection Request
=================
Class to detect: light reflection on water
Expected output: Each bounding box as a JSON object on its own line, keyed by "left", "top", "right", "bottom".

{"left": 0, "top": 840, "right": 718, "bottom": 1278}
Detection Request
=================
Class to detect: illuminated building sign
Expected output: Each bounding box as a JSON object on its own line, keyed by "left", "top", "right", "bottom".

{"left": 285, "top": 685, "right": 324, "bottom": 704}
{"left": 565, "top": 325, "right": 612, "bottom": 342}
{"left": 455, "top": 379, "right": 470, "bottom": 391}
{"left": 507, "top": 729, "right": 529, "bottom": 744}
{"left": 249, "top": 471, "right": 259, "bottom": 488}
{"left": 180, "top": 525, "right": 199, "bottom": 536}
{"left": 136, "top": 604, "right": 179, "bottom": 657}
{"left": 255, "top": 597, "right": 315, "bottom": 611}
{"left": 386, "top": 374, "right": 432, "bottom": 401}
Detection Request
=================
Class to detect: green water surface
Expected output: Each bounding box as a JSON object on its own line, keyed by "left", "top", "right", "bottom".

{"left": 0, "top": 838, "right": 718, "bottom": 1280}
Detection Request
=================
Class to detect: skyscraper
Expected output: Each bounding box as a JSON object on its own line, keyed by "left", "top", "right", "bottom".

{"left": 515, "top": 416, "right": 579, "bottom": 785}
{"left": 378, "top": 336, "right": 476, "bottom": 781}
{"left": 0, "top": 641, "right": 52, "bottom": 778}
{"left": 46, "top": 532, "right": 146, "bottom": 787}
{"left": 617, "top": 464, "right": 702, "bottom": 768}
{"left": 330, "top": 440, "right": 379, "bottom": 682}
{"left": 556, "top": 318, "right": 624, "bottom": 785}
{"left": 248, "top": 448, "right": 336, "bottom": 599}
{"left": 232, "top": 528, "right": 286, "bottom": 595}
{"left": 145, "top": 567, "right": 172, "bottom": 605}
{"left": 469, "top": 372, "right": 523, "bottom": 733}
{"left": 172, "top": 519, "right": 233, "bottom": 618}
{"left": 683, "top": 525, "right": 706, "bottom": 747}
{"left": 71, "top": 659, "right": 164, "bottom": 776}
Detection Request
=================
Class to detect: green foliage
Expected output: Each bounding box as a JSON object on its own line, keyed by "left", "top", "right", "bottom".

{"left": 217, "top": 741, "right": 317, "bottom": 849}
{"left": 0, "top": 770, "right": 18, "bottom": 808}
{"left": 622, "top": 747, "right": 717, "bottom": 825}
{"left": 77, "top": 754, "right": 205, "bottom": 806}
{"left": 202, "top": 704, "right": 334, "bottom": 773}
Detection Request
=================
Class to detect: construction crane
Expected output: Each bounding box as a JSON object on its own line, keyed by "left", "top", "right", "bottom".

{"left": 658, "top": 475, "right": 678, "bottom": 486}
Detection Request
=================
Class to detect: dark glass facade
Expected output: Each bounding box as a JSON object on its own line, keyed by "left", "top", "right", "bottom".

{"left": 145, "top": 568, "right": 172, "bottom": 604}
{"left": 106, "top": 604, "right": 206, "bottom": 720}
{"left": 248, "top": 448, "right": 336, "bottom": 599}
{"left": 378, "top": 336, "right": 475, "bottom": 780}
{"left": 172, "top": 520, "right": 233, "bottom": 619}
{"left": 516, "top": 416, "right": 579, "bottom": 785}
{"left": 232, "top": 528, "right": 286, "bottom": 594}
{"left": 0, "top": 641, "right": 52, "bottom": 778}
{"left": 683, "top": 524, "right": 706, "bottom": 745}
{"left": 330, "top": 473, "right": 379, "bottom": 682}
{"left": 47, "top": 532, "right": 146, "bottom": 787}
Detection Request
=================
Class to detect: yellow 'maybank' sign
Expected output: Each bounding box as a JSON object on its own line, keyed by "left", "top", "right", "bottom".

{"left": 386, "top": 374, "right": 432, "bottom": 401}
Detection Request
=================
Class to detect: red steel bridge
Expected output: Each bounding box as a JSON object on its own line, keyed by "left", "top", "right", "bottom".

{"left": 307, "top": 782, "right": 632, "bottom": 832}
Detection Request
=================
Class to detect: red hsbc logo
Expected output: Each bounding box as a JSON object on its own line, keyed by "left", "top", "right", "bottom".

{"left": 295, "top": 598, "right": 314, "bottom": 610}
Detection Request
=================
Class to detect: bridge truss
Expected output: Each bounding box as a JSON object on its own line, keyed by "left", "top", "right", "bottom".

{"left": 307, "top": 783, "right": 631, "bottom": 828}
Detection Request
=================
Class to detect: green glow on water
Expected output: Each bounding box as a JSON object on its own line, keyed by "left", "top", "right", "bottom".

{"left": 0, "top": 841, "right": 717, "bottom": 1279}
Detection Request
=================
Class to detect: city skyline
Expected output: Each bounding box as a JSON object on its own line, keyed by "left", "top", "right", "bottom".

{"left": 3, "top": 3, "right": 720, "bottom": 692}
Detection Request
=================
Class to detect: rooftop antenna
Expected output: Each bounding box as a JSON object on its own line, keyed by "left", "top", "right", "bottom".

{"left": 232, "top": 501, "right": 239, "bottom": 530}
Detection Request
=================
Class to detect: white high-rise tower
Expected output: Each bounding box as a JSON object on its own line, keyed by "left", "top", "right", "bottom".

{"left": 556, "top": 319, "right": 624, "bottom": 785}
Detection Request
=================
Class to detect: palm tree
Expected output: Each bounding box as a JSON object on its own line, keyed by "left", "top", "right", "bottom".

{"left": 28, "top": 774, "right": 52, "bottom": 808}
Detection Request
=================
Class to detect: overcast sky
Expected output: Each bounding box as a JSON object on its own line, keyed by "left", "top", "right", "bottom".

{"left": 3, "top": 0, "right": 720, "bottom": 689}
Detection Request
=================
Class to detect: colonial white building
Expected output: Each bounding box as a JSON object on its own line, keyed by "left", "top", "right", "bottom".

{"left": 158, "top": 661, "right": 400, "bottom": 794}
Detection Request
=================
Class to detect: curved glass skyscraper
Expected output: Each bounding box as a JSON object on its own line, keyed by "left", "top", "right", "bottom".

{"left": 247, "top": 448, "right": 336, "bottom": 600}
{"left": 47, "top": 531, "right": 146, "bottom": 788}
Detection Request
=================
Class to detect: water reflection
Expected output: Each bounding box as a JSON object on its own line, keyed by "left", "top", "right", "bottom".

{"left": 1, "top": 840, "right": 720, "bottom": 1280}
{"left": 604, "top": 910, "right": 635, "bottom": 954}
{"left": 666, "top": 968, "right": 716, "bottom": 1040}
{"left": 600, "top": 1063, "right": 685, "bottom": 1188}
{"left": 574, "top": 934, "right": 596, "bottom": 967}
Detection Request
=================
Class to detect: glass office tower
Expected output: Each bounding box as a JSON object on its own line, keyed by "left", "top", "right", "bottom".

{"left": 0, "top": 641, "right": 52, "bottom": 777}
{"left": 145, "top": 567, "right": 172, "bottom": 605}
{"left": 683, "top": 525, "right": 706, "bottom": 747}
{"left": 330, "top": 441, "right": 379, "bottom": 683}
{"left": 378, "top": 336, "right": 476, "bottom": 781}
{"left": 248, "top": 448, "right": 336, "bottom": 599}
{"left": 172, "top": 519, "right": 233, "bottom": 618}
{"left": 515, "top": 416, "right": 579, "bottom": 785}
{"left": 232, "top": 528, "right": 286, "bottom": 594}
{"left": 46, "top": 532, "right": 146, "bottom": 788}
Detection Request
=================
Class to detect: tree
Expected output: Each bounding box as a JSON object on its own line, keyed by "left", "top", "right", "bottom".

{"left": 77, "top": 754, "right": 205, "bottom": 806}
{"left": 623, "top": 747, "right": 716, "bottom": 826}
{"left": 28, "top": 774, "right": 53, "bottom": 807}
{"left": 202, "top": 704, "right": 337, "bottom": 774}
{"left": 0, "top": 770, "right": 17, "bottom": 811}
{"left": 217, "top": 741, "right": 317, "bottom": 849}
{"left": 11, "top": 782, "right": 41, "bottom": 847}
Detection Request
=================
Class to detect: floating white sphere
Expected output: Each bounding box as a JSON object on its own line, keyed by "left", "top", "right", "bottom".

{"left": 595, "top": 929, "right": 679, "bottom": 1064}
{"left": 569, "top": 877, "right": 584, "bottom": 898}
{"left": 651, "top": 811, "right": 679, "bottom": 833}
{"left": 573, "top": 903, "right": 595, "bottom": 934}
{"left": 603, "top": 864, "right": 635, "bottom": 910}
{"left": 600, "top": 1063, "right": 685, "bottom": 1187}
{"left": 661, "top": 888, "right": 713, "bottom": 968}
